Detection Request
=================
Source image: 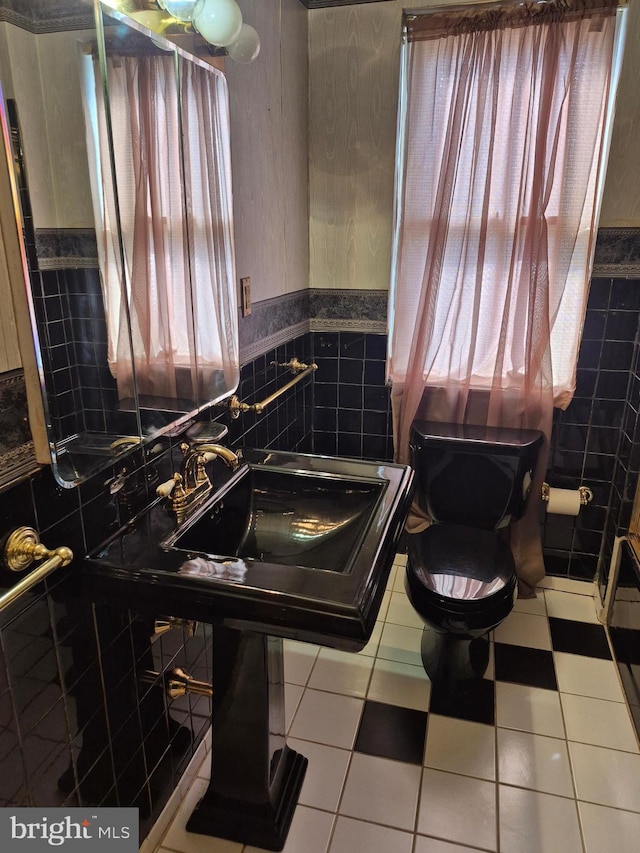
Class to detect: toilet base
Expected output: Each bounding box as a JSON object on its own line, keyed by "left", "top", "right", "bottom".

{"left": 420, "top": 625, "right": 490, "bottom": 689}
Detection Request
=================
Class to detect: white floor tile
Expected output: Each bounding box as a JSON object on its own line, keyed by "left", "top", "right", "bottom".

{"left": 498, "top": 785, "right": 583, "bottom": 853}
{"left": 339, "top": 752, "right": 421, "bottom": 831}
{"left": 493, "top": 611, "right": 552, "bottom": 650}
{"left": 485, "top": 639, "right": 495, "bottom": 680}
{"left": 554, "top": 651, "right": 626, "bottom": 702}
{"left": 245, "top": 806, "right": 334, "bottom": 853}
{"left": 417, "top": 768, "right": 497, "bottom": 851}
{"left": 393, "top": 565, "right": 407, "bottom": 591}
{"left": 285, "top": 683, "right": 304, "bottom": 733}
{"left": 367, "top": 658, "right": 431, "bottom": 712}
{"left": 287, "top": 737, "right": 351, "bottom": 812}
{"left": 513, "top": 593, "right": 547, "bottom": 616}
{"left": 561, "top": 692, "right": 640, "bottom": 752}
{"left": 357, "top": 619, "right": 383, "bottom": 658}
{"left": 569, "top": 741, "right": 640, "bottom": 812}
{"left": 538, "top": 577, "right": 593, "bottom": 595}
{"left": 377, "top": 622, "right": 424, "bottom": 667}
{"left": 544, "top": 588, "right": 599, "bottom": 623}
{"left": 307, "top": 648, "right": 374, "bottom": 697}
{"left": 377, "top": 589, "right": 392, "bottom": 621}
{"left": 424, "top": 715, "right": 496, "bottom": 781}
{"left": 329, "top": 816, "right": 413, "bottom": 853}
{"left": 386, "top": 591, "right": 424, "bottom": 629}
{"left": 394, "top": 553, "right": 408, "bottom": 567}
{"left": 496, "top": 682, "right": 565, "bottom": 738}
{"left": 414, "top": 838, "right": 489, "bottom": 853}
{"left": 385, "top": 565, "right": 399, "bottom": 592}
{"left": 497, "top": 729, "right": 574, "bottom": 797}
{"left": 288, "top": 689, "right": 363, "bottom": 749}
{"left": 579, "top": 801, "right": 640, "bottom": 853}
{"left": 284, "top": 641, "right": 320, "bottom": 686}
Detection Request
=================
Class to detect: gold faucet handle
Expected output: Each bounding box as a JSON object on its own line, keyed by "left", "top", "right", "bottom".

{"left": 198, "top": 455, "right": 213, "bottom": 487}
{"left": 156, "top": 474, "right": 180, "bottom": 498}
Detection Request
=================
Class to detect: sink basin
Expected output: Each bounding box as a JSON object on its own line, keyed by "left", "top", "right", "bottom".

{"left": 85, "top": 449, "right": 413, "bottom": 651}
{"left": 167, "top": 466, "right": 385, "bottom": 573}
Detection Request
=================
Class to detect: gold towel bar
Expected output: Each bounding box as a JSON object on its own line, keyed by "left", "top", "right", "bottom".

{"left": 228, "top": 362, "right": 317, "bottom": 419}
{"left": 0, "top": 527, "right": 73, "bottom": 613}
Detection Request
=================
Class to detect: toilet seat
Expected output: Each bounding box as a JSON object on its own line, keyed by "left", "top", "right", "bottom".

{"left": 406, "top": 524, "right": 517, "bottom": 635}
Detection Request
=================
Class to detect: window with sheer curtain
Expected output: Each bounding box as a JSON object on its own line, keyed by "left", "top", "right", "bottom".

{"left": 388, "top": 0, "right": 626, "bottom": 449}
{"left": 387, "top": 0, "right": 626, "bottom": 590}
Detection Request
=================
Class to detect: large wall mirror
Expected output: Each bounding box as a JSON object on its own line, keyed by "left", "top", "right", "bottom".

{"left": 0, "top": 0, "right": 239, "bottom": 489}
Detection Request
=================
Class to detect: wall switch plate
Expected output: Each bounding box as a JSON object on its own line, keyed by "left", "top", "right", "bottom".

{"left": 241, "top": 277, "right": 252, "bottom": 316}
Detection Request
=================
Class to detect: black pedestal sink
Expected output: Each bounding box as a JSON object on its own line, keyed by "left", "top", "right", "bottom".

{"left": 85, "top": 449, "right": 413, "bottom": 850}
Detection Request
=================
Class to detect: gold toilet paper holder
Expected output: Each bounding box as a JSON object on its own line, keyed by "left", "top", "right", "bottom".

{"left": 541, "top": 482, "right": 593, "bottom": 506}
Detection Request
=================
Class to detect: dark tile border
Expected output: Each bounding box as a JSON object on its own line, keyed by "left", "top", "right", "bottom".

{"left": 593, "top": 228, "right": 640, "bottom": 276}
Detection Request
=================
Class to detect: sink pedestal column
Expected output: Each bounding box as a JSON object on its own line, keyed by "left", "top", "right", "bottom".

{"left": 186, "top": 625, "right": 308, "bottom": 851}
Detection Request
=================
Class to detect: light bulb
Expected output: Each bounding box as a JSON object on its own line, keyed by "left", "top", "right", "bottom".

{"left": 226, "top": 23, "right": 260, "bottom": 63}
{"left": 192, "top": 0, "right": 243, "bottom": 48}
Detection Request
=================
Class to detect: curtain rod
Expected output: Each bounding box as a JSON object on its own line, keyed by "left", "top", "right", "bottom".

{"left": 404, "top": 0, "right": 625, "bottom": 17}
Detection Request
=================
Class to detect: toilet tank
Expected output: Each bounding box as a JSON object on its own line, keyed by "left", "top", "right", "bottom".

{"left": 410, "top": 421, "right": 543, "bottom": 530}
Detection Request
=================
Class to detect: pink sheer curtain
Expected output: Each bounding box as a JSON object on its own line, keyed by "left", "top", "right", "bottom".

{"left": 388, "top": 0, "right": 619, "bottom": 591}
{"left": 84, "top": 51, "right": 238, "bottom": 405}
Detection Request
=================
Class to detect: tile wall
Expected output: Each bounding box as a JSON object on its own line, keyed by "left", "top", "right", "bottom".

{"left": 312, "top": 331, "right": 393, "bottom": 461}
{"left": 546, "top": 274, "right": 640, "bottom": 581}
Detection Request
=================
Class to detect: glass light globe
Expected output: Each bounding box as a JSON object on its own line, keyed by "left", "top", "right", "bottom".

{"left": 226, "top": 24, "right": 260, "bottom": 63}
{"left": 157, "top": 1, "right": 198, "bottom": 22}
{"left": 192, "top": 0, "right": 243, "bottom": 48}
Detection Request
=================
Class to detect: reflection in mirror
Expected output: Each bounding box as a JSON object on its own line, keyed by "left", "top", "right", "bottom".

{"left": 0, "top": 0, "right": 238, "bottom": 489}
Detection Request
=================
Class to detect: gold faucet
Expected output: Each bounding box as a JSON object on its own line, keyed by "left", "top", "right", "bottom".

{"left": 157, "top": 442, "right": 241, "bottom": 523}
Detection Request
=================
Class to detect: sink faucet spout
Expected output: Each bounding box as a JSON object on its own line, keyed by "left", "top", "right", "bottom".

{"left": 158, "top": 442, "right": 242, "bottom": 524}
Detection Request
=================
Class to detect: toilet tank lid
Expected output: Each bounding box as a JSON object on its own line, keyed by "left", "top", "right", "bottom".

{"left": 411, "top": 420, "right": 543, "bottom": 452}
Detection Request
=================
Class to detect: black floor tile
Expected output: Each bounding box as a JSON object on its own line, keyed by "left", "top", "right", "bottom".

{"left": 494, "top": 643, "right": 558, "bottom": 691}
{"left": 549, "top": 617, "right": 612, "bottom": 660}
{"left": 610, "top": 627, "right": 640, "bottom": 665}
{"left": 429, "top": 677, "right": 495, "bottom": 725}
{"left": 354, "top": 700, "right": 427, "bottom": 765}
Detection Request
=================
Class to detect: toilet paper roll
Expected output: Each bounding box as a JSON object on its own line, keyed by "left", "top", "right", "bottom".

{"left": 546, "top": 487, "right": 582, "bottom": 516}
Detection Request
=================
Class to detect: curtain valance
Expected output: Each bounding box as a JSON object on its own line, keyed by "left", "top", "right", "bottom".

{"left": 405, "top": 0, "right": 621, "bottom": 41}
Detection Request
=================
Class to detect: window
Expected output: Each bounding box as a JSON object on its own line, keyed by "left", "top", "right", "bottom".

{"left": 388, "top": 1, "right": 626, "bottom": 411}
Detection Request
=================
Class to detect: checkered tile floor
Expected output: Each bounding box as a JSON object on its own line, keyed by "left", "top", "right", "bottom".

{"left": 148, "top": 553, "right": 640, "bottom": 853}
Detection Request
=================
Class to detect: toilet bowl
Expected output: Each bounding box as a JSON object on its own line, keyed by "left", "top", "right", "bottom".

{"left": 405, "top": 421, "right": 543, "bottom": 687}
